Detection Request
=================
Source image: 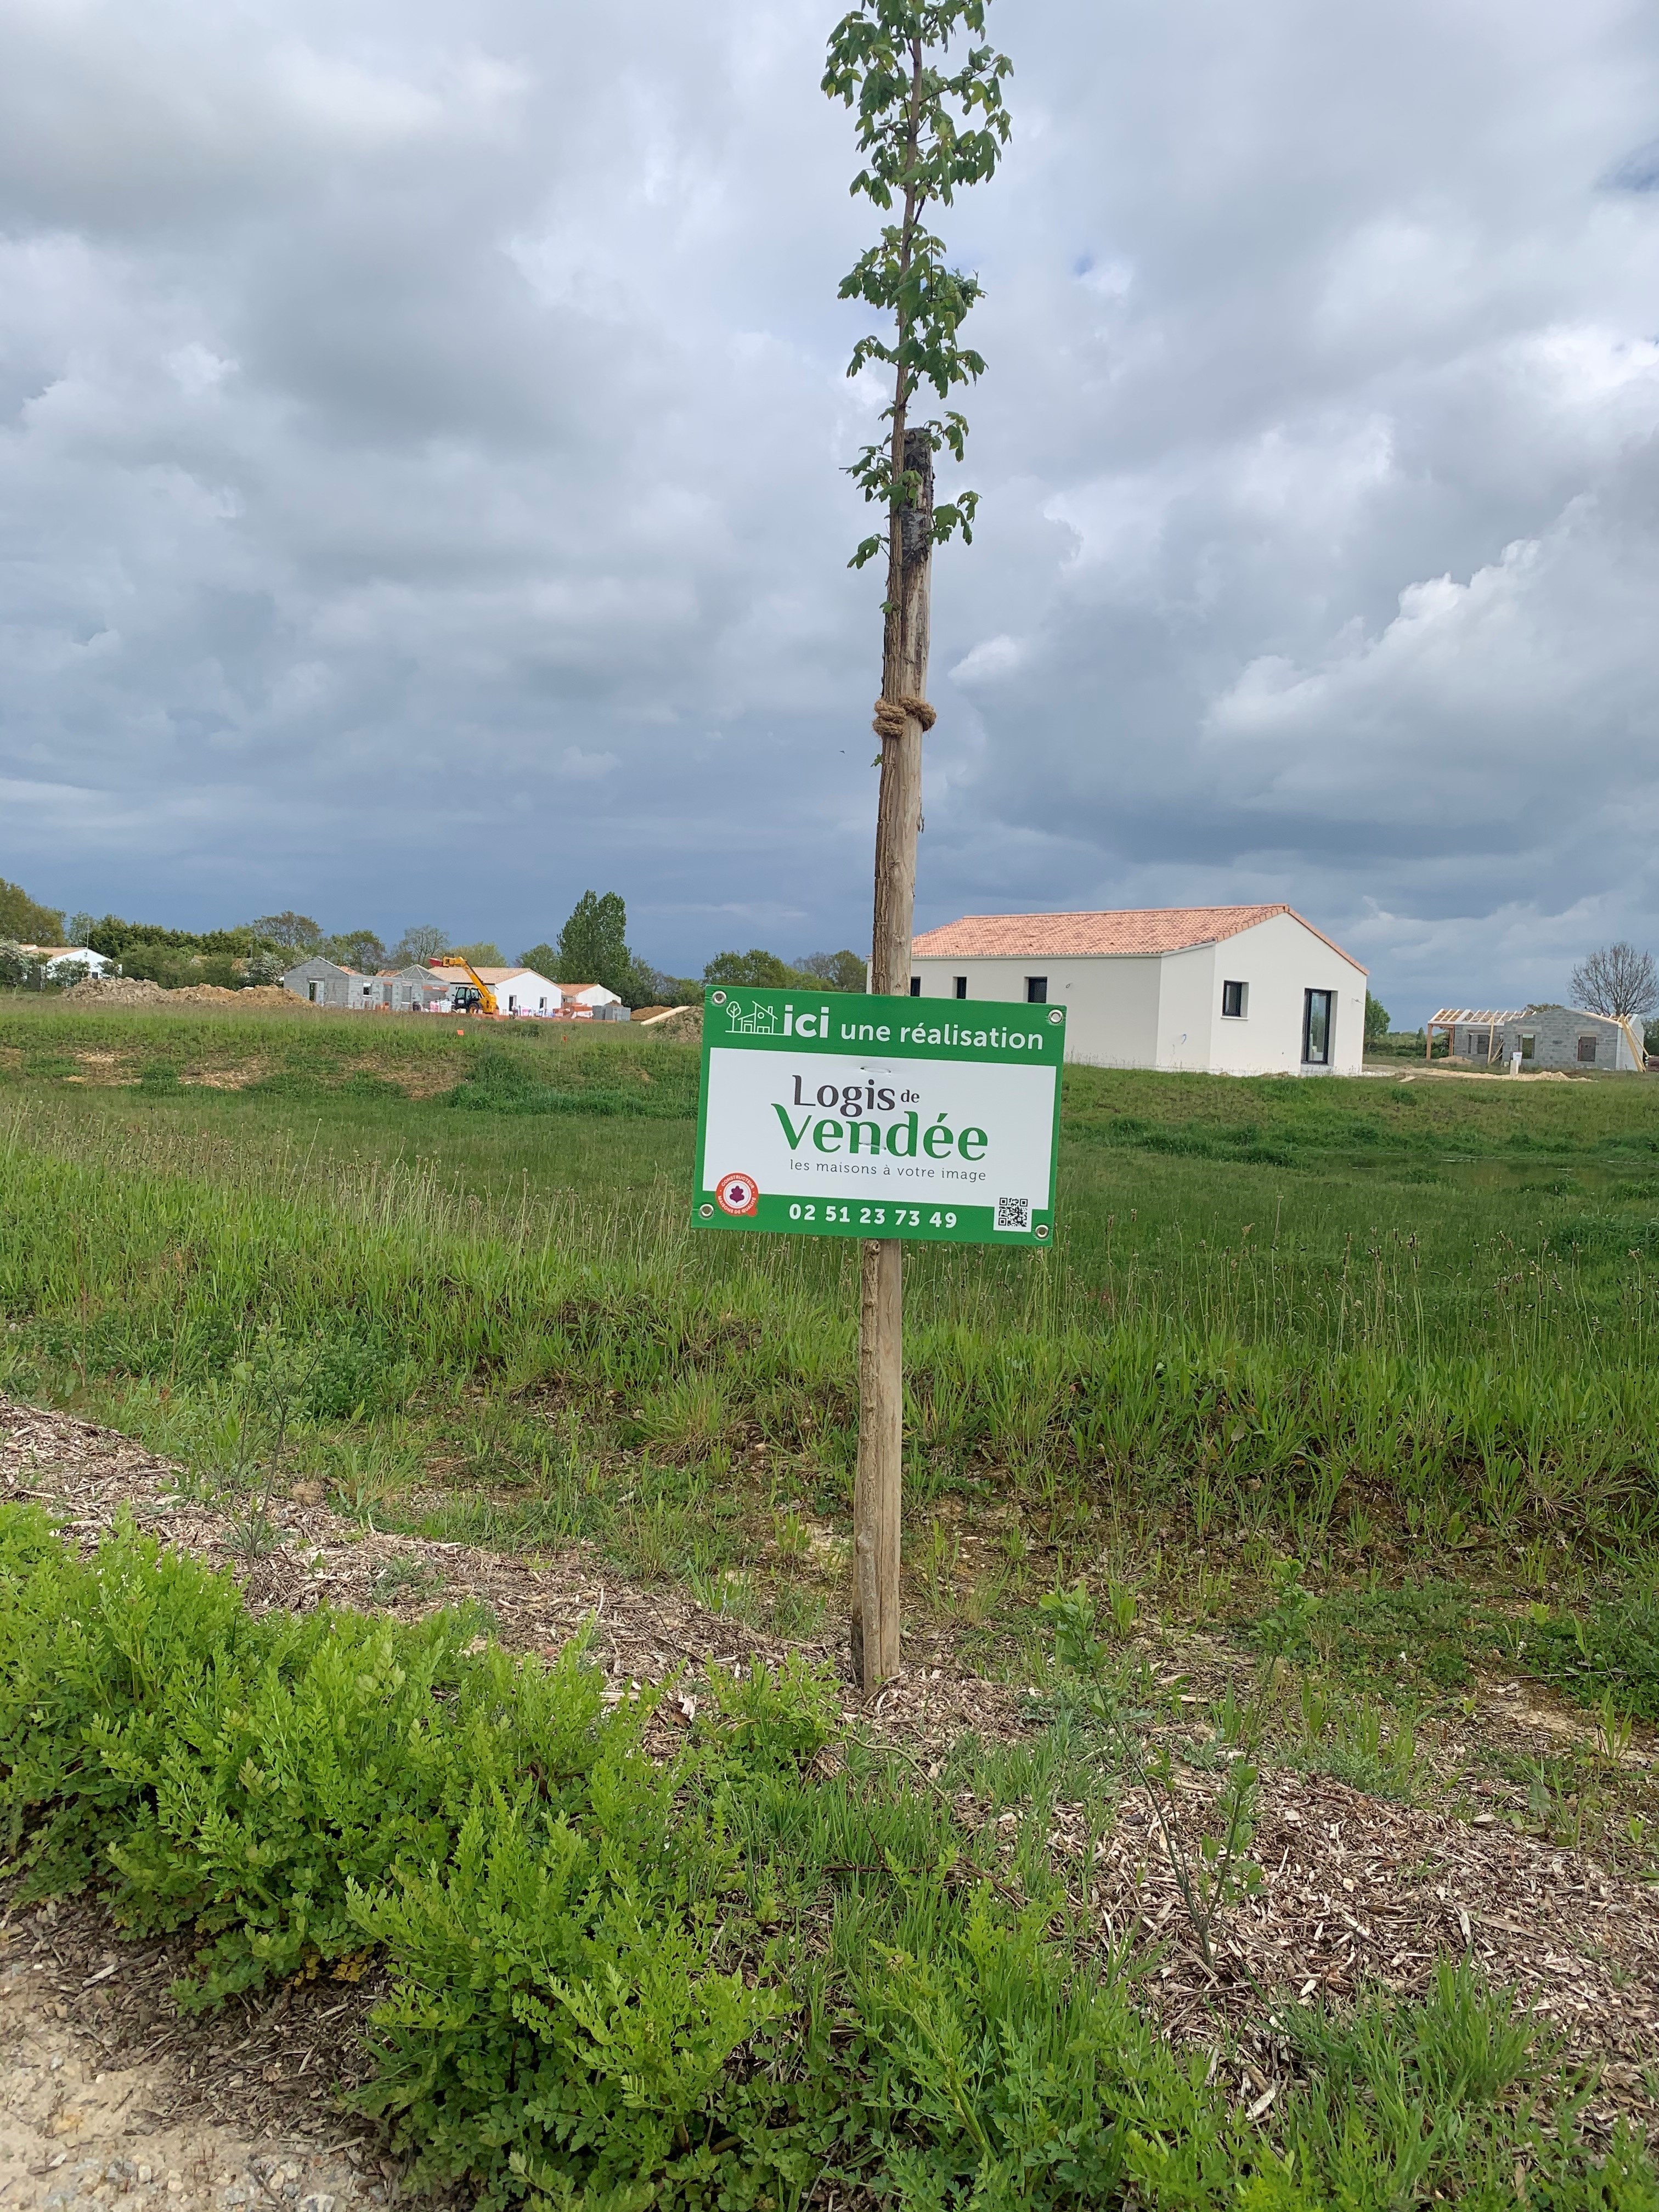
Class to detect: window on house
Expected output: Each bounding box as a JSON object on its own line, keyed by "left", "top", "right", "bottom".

{"left": 1221, "top": 979, "right": 1247, "bottom": 1018}
{"left": 1578, "top": 1034, "right": 1598, "bottom": 1064}
{"left": 1302, "top": 989, "right": 1334, "bottom": 1066}
{"left": 954, "top": 975, "right": 968, "bottom": 999}
{"left": 910, "top": 976, "right": 922, "bottom": 996}
{"left": 1026, "top": 977, "right": 1047, "bottom": 1004}
{"left": 1520, "top": 1033, "right": 1535, "bottom": 1059}
{"left": 308, "top": 981, "right": 319, "bottom": 1003}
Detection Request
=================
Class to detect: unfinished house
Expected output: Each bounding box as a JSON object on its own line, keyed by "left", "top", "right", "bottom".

{"left": 1427, "top": 1005, "right": 1645, "bottom": 1072}
{"left": 377, "top": 966, "right": 456, "bottom": 1012}
{"left": 281, "top": 956, "right": 369, "bottom": 1008}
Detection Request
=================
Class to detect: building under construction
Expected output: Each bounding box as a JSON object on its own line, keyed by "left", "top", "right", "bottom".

{"left": 1425, "top": 1004, "right": 1645, "bottom": 1071}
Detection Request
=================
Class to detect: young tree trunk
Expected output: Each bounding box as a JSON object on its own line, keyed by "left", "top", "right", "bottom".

{"left": 851, "top": 426, "right": 933, "bottom": 1692}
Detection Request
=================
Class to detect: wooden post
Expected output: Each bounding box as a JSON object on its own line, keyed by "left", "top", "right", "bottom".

{"left": 851, "top": 425, "right": 934, "bottom": 1693}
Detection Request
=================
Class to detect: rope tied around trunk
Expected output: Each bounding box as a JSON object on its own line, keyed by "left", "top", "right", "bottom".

{"left": 872, "top": 695, "right": 937, "bottom": 739}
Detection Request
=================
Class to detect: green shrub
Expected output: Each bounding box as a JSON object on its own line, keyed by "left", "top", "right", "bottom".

{"left": 352, "top": 1794, "right": 781, "bottom": 2208}
{"left": 0, "top": 1509, "right": 634, "bottom": 2000}
{"left": 0, "top": 1508, "right": 1652, "bottom": 2211}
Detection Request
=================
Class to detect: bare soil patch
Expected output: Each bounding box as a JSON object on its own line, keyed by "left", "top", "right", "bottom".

{"left": 0, "top": 1899, "right": 382, "bottom": 2212}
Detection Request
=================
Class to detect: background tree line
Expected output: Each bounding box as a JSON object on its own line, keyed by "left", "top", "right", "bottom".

{"left": 1, "top": 876, "right": 867, "bottom": 1006}
{"left": 22, "top": 866, "right": 1648, "bottom": 1042}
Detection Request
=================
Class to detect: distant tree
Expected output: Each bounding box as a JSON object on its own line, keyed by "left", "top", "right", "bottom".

{"left": 1364, "top": 992, "right": 1390, "bottom": 1044}
{"left": 0, "top": 879, "right": 65, "bottom": 945}
{"left": 618, "top": 956, "right": 696, "bottom": 1009}
{"left": 325, "top": 928, "right": 388, "bottom": 972}
{"left": 1571, "top": 942, "right": 1658, "bottom": 1020}
{"left": 450, "top": 940, "right": 505, "bottom": 968}
{"left": 556, "top": 891, "right": 633, "bottom": 998}
{"left": 518, "top": 943, "right": 560, "bottom": 977}
{"left": 0, "top": 940, "right": 46, "bottom": 989}
{"left": 390, "top": 924, "right": 449, "bottom": 968}
{"left": 65, "top": 911, "right": 95, "bottom": 949}
{"left": 797, "top": 949, "right": 866, "bottom": 992}
{"left": 89, "top": 916, "right": 268, "bottom": 964}
{"left": 249, "top": 911, "right": 323, "bottom": 952}
{"left": 704, "top": 948, "right": 820, "bottom": 989}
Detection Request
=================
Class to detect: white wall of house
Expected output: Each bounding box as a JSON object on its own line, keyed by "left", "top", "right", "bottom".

{"left": 911, "top": 911, "right": 1365, "bottom": 1076}
{"left": 493, "top": 968, "right": 560, "bottom": 1015}
{"left": 32, "top": 947, "right": 114, "bottom": 977}
{"left": 558, "top": 982, "right": 623, "bottom": 1013}
{"left": 1156, "top": 944, "right": 1219, "bottom": 1070}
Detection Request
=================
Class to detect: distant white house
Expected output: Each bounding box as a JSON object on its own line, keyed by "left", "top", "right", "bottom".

{"left": 909, "top": 905, "right": 1368, "bottom": 1076}
{"left": 555, "top": 980, "right": 624, "bottom": 1018}
{"left": 20, "top": 944, "right": 114, "bottom": 977}
{"left": 450, "top": 966, "right": 562, "bottom": 1016}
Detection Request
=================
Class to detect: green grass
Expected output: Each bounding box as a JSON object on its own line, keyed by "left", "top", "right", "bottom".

{"left": 4, "top": 998, "right": 1659, "bottom": 1734}
{"left": 0, "top": 991, "right": 690, "bottom": 1102}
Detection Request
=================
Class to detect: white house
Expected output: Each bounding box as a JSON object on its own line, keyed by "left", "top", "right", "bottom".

{"left": 20, "top": 944, "right": 114, "bottom": 977}
{"left": 433, "top": 968, "right": 624, "bottom": 1017}
{"left": 555, "top": 980, "right": 624, "bottom": 1018}
{"left": 456, "top": 966, "right": 565, "bottom": 1017}
{"left": 909, "top": 905, "right": 1368, "bottom": 1076}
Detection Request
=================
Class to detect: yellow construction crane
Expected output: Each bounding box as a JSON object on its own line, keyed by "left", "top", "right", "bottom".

{"left": 433, "top": 953, "right": 501, "bottom": 1017}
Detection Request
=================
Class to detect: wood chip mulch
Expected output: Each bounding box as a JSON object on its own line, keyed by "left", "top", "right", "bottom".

{"left": 5, "top": 1395, "right": 1659, "bottom": 2131}
{"left": 0, "top": 1398, "right": 1030, "bottom": 1748}
{"left": 1057, "top": 1765, "right": 1659, "bottom": 2131}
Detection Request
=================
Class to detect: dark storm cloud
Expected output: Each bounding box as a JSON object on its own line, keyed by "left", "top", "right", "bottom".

{"left": 1, "top": 0, "right": 1657, "bottom": 1013}
{"left": 1605, "top": 139, "right": 1659, "bottom": 192}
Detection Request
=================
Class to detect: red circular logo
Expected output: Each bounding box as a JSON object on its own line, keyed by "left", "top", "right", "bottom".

{"left": 715, "top": 1171, "right": 759, "bottom": 1216}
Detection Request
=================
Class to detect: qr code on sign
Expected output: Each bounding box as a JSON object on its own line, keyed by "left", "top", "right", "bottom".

{"left": 995, "top": 1195, "right": 1031, "bottom": 1232}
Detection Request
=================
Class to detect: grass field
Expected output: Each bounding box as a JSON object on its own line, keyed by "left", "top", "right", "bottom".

{"left": 6, "top": 997, "right": 1659, "bottom": 1570}
{"left": 4, "top": 992, "right": 1659, "bottom": 2202}
{"left": 4, "top": 994, "right": 1659, "bottom": 1714}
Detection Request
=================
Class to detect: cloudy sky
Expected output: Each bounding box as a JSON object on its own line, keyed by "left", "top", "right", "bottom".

{"left": 2, "top": 0, "right": 1657, "bottom": 1015}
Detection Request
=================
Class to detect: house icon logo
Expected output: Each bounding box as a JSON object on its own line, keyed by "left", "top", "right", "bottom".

{"left": 723, "top": 998, "right": 781, "bottom": 1037}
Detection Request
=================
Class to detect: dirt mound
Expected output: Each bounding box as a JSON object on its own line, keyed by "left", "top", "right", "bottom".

{"left": 640, "top": 1002, "right": 702, "bottom": 1040}
{"left": 165, "top": 984, "right": 308, "bottom": 1007}
{"left": 62, "top": 978, "right": 312, "bottom": 1011}
{"left": 63, "top": 975, "right": 167, "bottom": 1006}
{"left": 234, "top": 985, "right": 309, "bottom": 1007}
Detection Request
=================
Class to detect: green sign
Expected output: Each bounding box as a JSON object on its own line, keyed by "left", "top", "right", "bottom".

{"left": 693, "top": 987, "right": 1063, "bottom": 1246}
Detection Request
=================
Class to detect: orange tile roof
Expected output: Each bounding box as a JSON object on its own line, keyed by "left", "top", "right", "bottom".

{"left": 911, "top": 904, "right": 1365, "bottom": 969}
